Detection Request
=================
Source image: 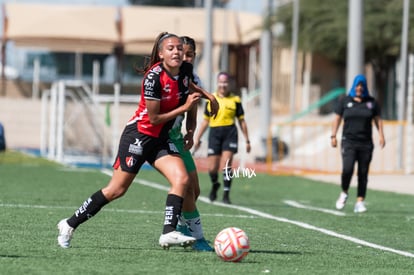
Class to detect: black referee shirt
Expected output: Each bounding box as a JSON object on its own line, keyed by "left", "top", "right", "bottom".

{"left": 334, "top": 95, "right": 381, "bottom": 143}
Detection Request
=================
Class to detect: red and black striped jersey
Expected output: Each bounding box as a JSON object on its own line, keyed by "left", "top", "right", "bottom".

{"left": 127, "top": 61, "right": 193, "bottom": 138}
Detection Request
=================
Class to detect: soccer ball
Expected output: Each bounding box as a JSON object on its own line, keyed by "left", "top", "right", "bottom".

{"left": 214, "top": 227, "right": 250, "bottom": 262}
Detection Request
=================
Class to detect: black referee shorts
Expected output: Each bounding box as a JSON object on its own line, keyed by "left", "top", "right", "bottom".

{"left": 207, "top": 125, "right": 238, "bottom": 156}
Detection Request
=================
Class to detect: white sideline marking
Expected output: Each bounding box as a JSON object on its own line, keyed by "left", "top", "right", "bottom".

{"left": 101, "top": 170, "right": 414, "bottom": 259}
{"left": 0, "top": 203, "right": 161, "bottom": 214}
{"left": 283, "top": 200, "right": 346, "bottom": 216}
{"left": 214, "top": 200, "right": 414, "bottom": 258}
{"left": 4, "top": 169, "right": 412, "bottom": 258}
{"left": 0, "top": 203, "right": 255, "bottom": 219}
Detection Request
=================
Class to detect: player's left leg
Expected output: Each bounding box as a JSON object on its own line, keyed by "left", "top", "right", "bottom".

{"left": 154, "top": 154, "right": 196, "bottom": 249}
{"left": 178, "top": 148, "right": 213, "bottom": 251}
{"left": 182, "top": 170, "right": 213, "bottom": 251}
{"left": 354, "top": 145, "right": 373, "bottom": 213}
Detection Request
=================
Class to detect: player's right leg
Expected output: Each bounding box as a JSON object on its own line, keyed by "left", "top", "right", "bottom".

{"left": 57, "top": 124, "right": 142, "bottom": 248}
{"left": 57, "top": 169, "right": 136, "bottom": 248}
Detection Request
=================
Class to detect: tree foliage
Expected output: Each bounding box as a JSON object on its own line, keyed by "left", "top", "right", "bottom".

{"left": 274, "top": 0, "right": 414, "bottom": 117}
{"left": 275, "top": 0, "right": 414, "bottom": 64}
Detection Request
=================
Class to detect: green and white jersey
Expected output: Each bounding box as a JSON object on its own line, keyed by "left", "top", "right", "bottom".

{"left": 169, "top": 114, "right": 185, "bottom": 141}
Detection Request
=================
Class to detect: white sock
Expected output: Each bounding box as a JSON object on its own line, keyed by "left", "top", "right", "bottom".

{"left": 186, "top": 217, "right": 204, "bottom": 240}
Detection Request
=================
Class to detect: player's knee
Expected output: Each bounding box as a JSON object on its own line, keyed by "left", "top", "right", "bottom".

{"left": 342, "top": 165, "right": 354, "bottom": 176}
{"left": 194, "top": 186, "right": 200, "bottom": 198}
{"left": 102, "top": 187, "right": 128, "bottom": 201}
{"left": 175, "top": 172, "right": 190, "bottom": 189}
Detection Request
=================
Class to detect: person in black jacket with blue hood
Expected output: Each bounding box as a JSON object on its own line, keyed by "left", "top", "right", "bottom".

{"left": 331, "top": 74, "right": 385, "bottom": 213}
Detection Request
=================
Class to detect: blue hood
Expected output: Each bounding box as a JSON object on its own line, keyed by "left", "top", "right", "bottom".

{"left": 348, "top": 74, "right": 369, "bottom": 98}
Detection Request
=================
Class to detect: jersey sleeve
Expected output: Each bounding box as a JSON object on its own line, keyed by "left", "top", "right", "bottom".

{"left": 373, "top": 99, "right": 381, "bottom": 117}
{"left": 143, "top": 71, "right": 162, "bottom": 100}
{"left": 236, "top": 102, "right": 245, "bottom": 120}
{"left": 235, "top": 96, "right": 245, "bottom": 119}
{"left": 334, "top": 96, "right": 346, "bottom": 116}
{"left": 203, "top": 101, "right": 211, "bottom": 120}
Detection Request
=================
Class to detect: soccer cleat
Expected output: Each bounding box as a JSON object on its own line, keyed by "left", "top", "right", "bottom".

{"left": 159, "top": 231, "right": 196, "bottom": 249}
{"left": 222, "top": 196, "right": 232, "bottom": 204}
{"left": 176, "top": 223, "right": 192, "bottom": 237}
{"left": 354, "top": 201, "right": 367, "bottom": 213}
{"left": 209, "top": 182, "right": 221, "bottom": 202}
{"left": 57, "top": 219, "right": 74, "bottom": 248}
{"left": 192, "top": 238, "right": 214, "bottom": 252}
{"left": 335, "top": 192, "right": 348, "bottom": 210}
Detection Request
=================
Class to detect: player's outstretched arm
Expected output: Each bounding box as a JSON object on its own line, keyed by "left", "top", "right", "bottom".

{"left": 189, "top": 82, "right": 219, "bottom": 118}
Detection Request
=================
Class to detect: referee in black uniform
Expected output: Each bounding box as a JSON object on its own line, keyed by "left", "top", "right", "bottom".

{"left": 331, "top": 74, "right": 385, "bottom": 213}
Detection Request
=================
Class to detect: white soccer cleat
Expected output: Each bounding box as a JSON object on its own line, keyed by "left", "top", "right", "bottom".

{"left": 335, "top": 192, "right": 348, "bottom": 210}
{"left": 354, "top": 201, "right": 367, "bottom": 213}
{"left": 159, "top": 231, "right": 196, "bottom": 250}
{"left": 57, "top": 219, "right": 74, "bottom": 248}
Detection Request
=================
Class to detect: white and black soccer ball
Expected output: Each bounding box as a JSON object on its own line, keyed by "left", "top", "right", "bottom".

{"left": 214, "top": 227, "right": 250, "bottom": 262}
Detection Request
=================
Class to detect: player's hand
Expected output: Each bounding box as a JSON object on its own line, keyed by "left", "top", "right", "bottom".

{"left": 379, "top": 136, "right": 386, "bottom": 149}
{"left": 246, "top": 143, "right": 251, "bottom": 153}
{"left": 193, "top": 139, "right": 201, "bottom": 154}
{"left": 183, "top": 133, "right": 194, "bottom": 151}
{"left": 184, "top": 93, "right": 201, "bottom": 111}
{"left": 331, "top": 136, "right": 337, "bottom": 148}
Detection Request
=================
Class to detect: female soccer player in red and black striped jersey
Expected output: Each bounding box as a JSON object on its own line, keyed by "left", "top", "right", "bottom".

{"left": 57, "top": 32, "right": 214, "bottom": 250}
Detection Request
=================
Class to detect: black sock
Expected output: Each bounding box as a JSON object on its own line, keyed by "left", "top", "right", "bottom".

{"left": 209, "top": 172, "right": 218, "bottom": 184}
{"left": 67, "top": 190, "right": 109, "bottom": 229}
{"left": 223, "top": 167, "right": 232, "bottom": 192}
{"left": 162, "top": 194, "right": 183, "bottom": 234}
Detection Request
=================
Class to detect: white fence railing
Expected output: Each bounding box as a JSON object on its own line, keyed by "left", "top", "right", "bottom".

{"left": 263, "top": 120, "right": 412, "bottom": 175}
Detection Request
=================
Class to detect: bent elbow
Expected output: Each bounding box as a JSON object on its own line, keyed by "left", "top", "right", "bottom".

{"left": 149, "top": 117, "right": 161, "bottom": 125}
{"left": 148, "top": 114, "right": 161, "bottom": 125}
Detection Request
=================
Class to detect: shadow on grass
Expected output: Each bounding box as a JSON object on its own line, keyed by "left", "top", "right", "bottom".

{"left": 87, "top": 246, "right": 303, "bottom": 255}
{"left": 249, "top": 249, "right": 302, "bottom": 255}
{"left": 0, "top": 254, "right": 29, "bottom": 258}
{"left": 91, "top": 245, "right": 196, "bottom": 253}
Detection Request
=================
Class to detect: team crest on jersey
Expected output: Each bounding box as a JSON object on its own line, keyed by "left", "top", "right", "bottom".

{"left": 366, "top": 102, "right": 373, "bottom": 109}
{"left": 347, "top": 102, "right": 353, "bottom": 108}
{"left": 183, "top": 77, "right": 188, "bottom": 87}
{"left": 126, "top": 156, "right": 137, "bottom": 168}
